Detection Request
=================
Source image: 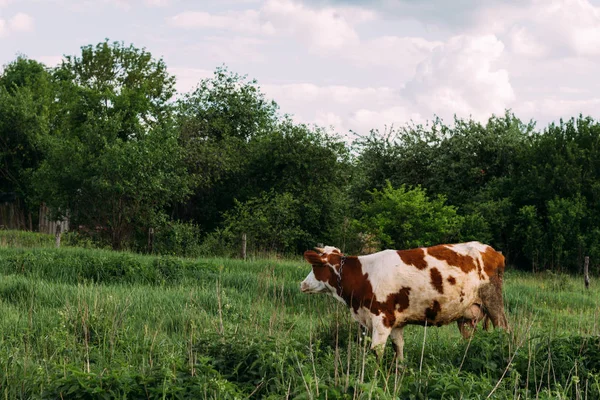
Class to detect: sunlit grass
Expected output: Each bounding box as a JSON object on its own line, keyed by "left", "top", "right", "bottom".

{"left": 0, "top": 245, "right": 599, "bottom": 398}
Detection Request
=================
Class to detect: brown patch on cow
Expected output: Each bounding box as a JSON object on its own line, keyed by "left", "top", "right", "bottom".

{"left": 379, "top": 287, "right": 411, "bottom": 327}
{"left": 304, "top": 251, "right": 339, "bottom": 289}
{"left": 304, "top": 250, "right": 325, "bottom": 266}
{"left": 427, "top": 245, "right": 476, "bottom": 273}
{"left": 459, "top": 290, "right": 465, "bottom": 303}
{"left": 447, "top": 276, "right": 456, "bottom": 285}
{"left": 481, "top": 247, "right": 505, "bottom": 278}
{"left": 430, "top": 268, "right": 444, "bottom": 294}
{"left": 397, "top": 248, "right": 427, "bottom": 270}
{"left": 425, "top": 300, "right": 441, "bottom": 323}
{"left": 312, "top": 255, "right": 412, "bottom": 328}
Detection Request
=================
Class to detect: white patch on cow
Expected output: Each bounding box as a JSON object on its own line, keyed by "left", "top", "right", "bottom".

{"left": 321, "top": 245, "right": 341, "bottom": 254}
{"left": 351, "top": 306, "right": 375, "bottom": 329}
{"left": 354, "top": 242, "right": 494, "bottom": 327}
{"left": 300, "top": 270, "right": 328, "bottom": 293}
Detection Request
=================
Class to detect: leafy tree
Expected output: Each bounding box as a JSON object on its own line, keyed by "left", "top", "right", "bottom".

{"left": 547, "top": 195, "right": 587, "bottom": 271}
{"left": 221, "top": 191, "right": 309, "bottom": 254}
{"left": 0, "top": 57, "right": 53, "bottom": 228}
{"left": 174, "top": 67, "right": 279, "bottom": 231}
{"left": 357, "top": 181, "right": 463, "bottom": 250}
{"left": 33, "top": 41, "right": 190, "bottom": 249}
{"left": 513, "top": 205, "right": 544, "bottom": 272}
{"left": 242, "top": 121, "right": 352, "bottom": 248}
{"left": 53, "top": 39, "right": 175, "bottom": 140}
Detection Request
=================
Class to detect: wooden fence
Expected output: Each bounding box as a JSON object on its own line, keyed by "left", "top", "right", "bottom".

{"left": 0, "top": 195, "right": 31, "bottom": 230}
{"left": 38, "top": 203, "right": 69, "bottom": 234}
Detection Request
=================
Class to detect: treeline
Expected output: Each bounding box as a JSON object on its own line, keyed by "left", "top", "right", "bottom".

{"left": 2, "top": 39, "right": 599, "bottom": 273}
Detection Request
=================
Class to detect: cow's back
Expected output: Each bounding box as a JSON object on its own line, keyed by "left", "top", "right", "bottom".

{"left": 355, "top": 242, "right": 503, "bottom": 328}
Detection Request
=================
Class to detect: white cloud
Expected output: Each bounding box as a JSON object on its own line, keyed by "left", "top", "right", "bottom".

{"left": 349, "top": 106, "right": 423, "bottom": 135}
{"left": 403, "top": 34, "right": 515, "bottom": 122}
{"left": 341, "top": 35, "right": 442, "bottom": 72}
{"left": 0, "top": 12, "right": 34, "bottom": 37}
{"left": 145, "top": 0, "right": 170, "bottom": 6}
{"left": 37, "top": 55, "right": 64, "bottom": 67}
{"left": 261, "top": 0, "right": 372, "bottom": 50}
{"left": 170, "top": 0, "right": 374, "bottom": 51}
{"left": 0, "top": 0, "right": 13, "bottom": 7}
{"left": 168, "top": 10, "right": 275, "bottom": 35}
{"left": 8, "top": 12, "right": 34, "bottom": 32}
{"left": 261, "top": 82, "right": 411, "bottom": 135}
{"left": 508, "top": 26, "right": 547, "bottom": 58}
{"left": 169, "top": 66, "right": 213, "bottom": 94}
{"left": 476, "top": 0, "right": 600, "bottom": 58}
{"left": 519, "top": 97, "right": 600, "bottom": 126}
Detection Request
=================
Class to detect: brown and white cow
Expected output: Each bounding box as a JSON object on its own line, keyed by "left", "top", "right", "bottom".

{"left": 301, "top": 241, "right": 509, "bottom": 360}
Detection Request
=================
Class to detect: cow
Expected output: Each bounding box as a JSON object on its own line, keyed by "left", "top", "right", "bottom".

{"left": 300, "top": 241, "right": 509, "bottom": 360}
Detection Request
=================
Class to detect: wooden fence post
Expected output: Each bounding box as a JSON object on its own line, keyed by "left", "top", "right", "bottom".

{"left": 584, "top": 256, "right": 590, "bottom": 290}
{"left": 241, "top": 233, "right": 247, "bottom": 260}
{"left": 55, "top": 225, "right": 61, "bottom": 248}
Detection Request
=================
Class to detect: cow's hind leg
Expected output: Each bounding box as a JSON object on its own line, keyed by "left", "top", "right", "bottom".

{"left": 479, "top": 281, "right": 509, "bottom": 331}
{"left": 390, "top": 326, "right": 405, "bottom": 361}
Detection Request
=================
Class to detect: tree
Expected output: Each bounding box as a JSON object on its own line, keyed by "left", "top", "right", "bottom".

{"left": 222, "top": 191, "right": 309, "bottom": 254}
{"left": 174, "top": 67, "right": 279, "bottom": 231}
{"left": 357, "top": 181, "right": 463, "bottom": 250}
{"left": 0, "top": 57, "right": 53, "bottom": 229}
{"left": 241, "top": 121, "right": 352, "bottom": 251}
{"left": 53, "top": 40, "right": 176, "bottom": 140}
{"left": 33, "top": 41, "right": 190, "bottom": 249}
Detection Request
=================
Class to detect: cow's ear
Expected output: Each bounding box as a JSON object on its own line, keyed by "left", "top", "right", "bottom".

{"left": 304, "top": 250, "right": 325, "bottom": 266}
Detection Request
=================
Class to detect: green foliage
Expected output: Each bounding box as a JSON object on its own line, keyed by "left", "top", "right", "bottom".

{"left": 222, "top": 191, "right": 310, "bottom": 254}
{"left": 175, "top": 67, "right": 279, "bottom": 232}
{"left": 5, "top": 43, "right": 600, "bottom": 272}
{"left": 0, "top": 57, "right": 52, "bottom": 221}
{"left": 54, "top": 39, "right": 175, "bottom": 139}
{"left": 151, "top": 220, "right": 203, "bottom": 257}
{"left": 29, "top": 40, "right": 192, "bottom": 250}
{"left": 358, "top": 181, "right": 463, "bottom": 249}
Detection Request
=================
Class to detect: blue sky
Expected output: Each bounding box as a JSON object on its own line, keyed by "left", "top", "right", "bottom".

{"left": 2, "top": 0, "right": 600, "bottom": 136}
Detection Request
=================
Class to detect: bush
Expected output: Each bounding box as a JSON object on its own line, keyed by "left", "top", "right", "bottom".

{"left": 357, "top": 181, "right": 463, "bottom": 250}
{"left": 152, "top": 220, "right": 203, "bottom": 257}
{"left": 0, "top": 247, "right": 220, "bottom": 285}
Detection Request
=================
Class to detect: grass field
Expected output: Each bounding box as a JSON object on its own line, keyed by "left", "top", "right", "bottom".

{"left": 0, "top": 234, "right": 599, "bottom": 398}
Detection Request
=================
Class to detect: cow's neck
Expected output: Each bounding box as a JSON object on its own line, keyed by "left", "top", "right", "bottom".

{"left": 331, "top": 256, "right": 370, "bottom": 310}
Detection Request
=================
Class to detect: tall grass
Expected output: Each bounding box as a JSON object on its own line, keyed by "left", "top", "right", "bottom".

{"left": 0, "top": 245, "right": 599, "bottom": 398}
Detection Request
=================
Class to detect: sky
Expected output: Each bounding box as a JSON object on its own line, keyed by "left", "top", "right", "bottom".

{"left": 2, "top": 0, "right": 600, "bottom": 137}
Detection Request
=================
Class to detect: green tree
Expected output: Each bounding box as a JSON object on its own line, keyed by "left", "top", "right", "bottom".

{"left": 222, "top": 191, "right": 309, "bottom": 254}
{"left": 0, "top": 57, "right": 53, "bottom": 228}
{"left": 358, "top": 181, "right": 463, "bottom": 250}
{"left": 513, "top": 205, "right": 544, "bottom": 272}
{"left": 174, "top": 67, "right": 279, "bottom": 231}
{"left": 33, "top": 41, "right": 190, "bottom": 249}
{"left": 53, "top": 40, "right": 175, "bottom": 140}
{"left": 547, "top": 195, "right": 587, "bottom": 271}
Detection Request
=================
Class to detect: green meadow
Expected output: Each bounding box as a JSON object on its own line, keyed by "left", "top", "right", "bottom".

{"left": 0, "top": 233, "right": 599, "bottom": 399}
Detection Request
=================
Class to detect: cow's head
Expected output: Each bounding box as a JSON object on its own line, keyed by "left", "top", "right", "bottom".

{"left": 300, "top": 246, "right": 343, "bottom": 294}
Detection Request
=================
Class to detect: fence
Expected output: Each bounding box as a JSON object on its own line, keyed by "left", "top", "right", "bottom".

{"left": 0, "top": 194, "right": 32, "bottom": 230}
{"left": 38, "top": 203, "right": 69, "bottom": 234}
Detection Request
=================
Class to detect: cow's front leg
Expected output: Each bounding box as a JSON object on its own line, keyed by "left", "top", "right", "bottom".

{"left": 370, "top": 316, "right": 392, "bottom": 360}
{"left": 390, "top": 326, "right": 405, "bottom": 361}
